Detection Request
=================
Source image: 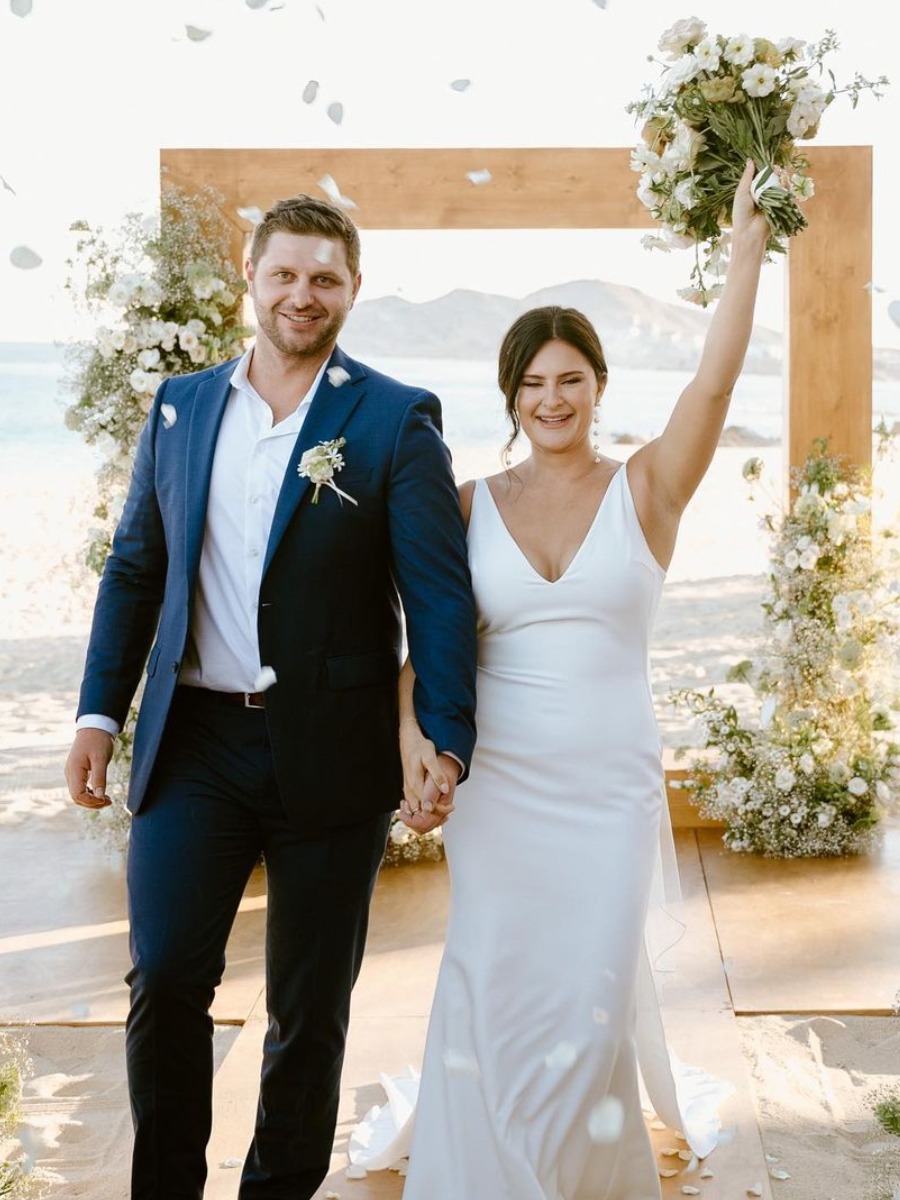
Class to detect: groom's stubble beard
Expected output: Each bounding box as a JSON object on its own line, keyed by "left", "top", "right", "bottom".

{"left": 253, "top": 300, "right": 350, "bottom": 363}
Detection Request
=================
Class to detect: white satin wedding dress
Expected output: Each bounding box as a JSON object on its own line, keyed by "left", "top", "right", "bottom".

{"left": 350, "top": 464, "right": 731, "bottom": 1199}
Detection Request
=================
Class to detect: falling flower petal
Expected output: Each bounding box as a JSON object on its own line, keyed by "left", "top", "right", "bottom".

{"left": 747, "top": 1187, "right": 763, "bottom": 1198}
{"left": 659, "top": 1168, "right": 678, "bottom": 1178}
{"left": 324, "top": 1193, "right": 340, "bottom": 1199}
{"left": 345, "top": 1164, "right": 367, "bottom": 1179}
{"left": 10, "top": 0, "right": 32, "bottom": 15}
{"left": 442, "top": 1047, "right": 479, "bottom": 1075}
{"left": 185, "top": 24, "right": 213, "bottom": 40}
{"left": 160, "top": 404, "right": 178, "bottom": 429}
{"left": 317, "top": 173, "right": 356, "bottom": 209}
{"left": 10, "top": 245, "right": 42, "bottom": 269}
{"left": 327, "top": 366, "right": 351, "bottom": 387}
{"left": 327, "top": 102, "right": 344, "bottom": 125}
{"left": 765, "top": 1154, "right": 779, "bottom": 1163}
{"left": 587, "top": 1096, "right": 624, "bottom": 1143}
{"left": 314, "top": 3, "right": 325, "bottom": 17}
{"left": 590, "top": 0, "right": 608, "bottom": 6}
{"left": 246, "top": 0, "right": 268, "bottom": 7}
{"left": 887, "top": 300, "right": 900, "bottom": 328}
{"left": 770, "top": 1169, "right": 791, "bottom": 1180}
{"left": 70, "top": 1002, "right": 91, "bottom": 1018}
{"left": 700, "top": 1168, "right": 714, "bottom": 1179}
{"left": 219, "top": 1158, "right": 243, "bottom": 1168}
{"left": 864, "top": 280, "right": 886, "bottom": 293}
{"left": 544, "top": 1041, "right": 577, "bottom": 1069}
{"left": 314, "top": 241, "right": 334, "bottom": 265}
{"left": 254, "top": 666, "right": 278, "bottom": 691}
{"left": 1, "top": 173, "right": 15, "bottom": 194}
{"left": 681, "top": 1189, "right": 700, "bottom": 1197}
{"left": 450, "top": 78, "right": 471, "bottom": 92}
{"left": 466, "top": 168, "right": 492, "bottom": 186}
{"left": 237, "top": 205, "right": 265, "bottom": 225}
{"left": 302, "top": 79, "right": 319, "bottom": 104}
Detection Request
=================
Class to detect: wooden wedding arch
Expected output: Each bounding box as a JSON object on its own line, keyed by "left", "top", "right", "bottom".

{"left": 159, "top": 145, "right": 874, "bottom": 825}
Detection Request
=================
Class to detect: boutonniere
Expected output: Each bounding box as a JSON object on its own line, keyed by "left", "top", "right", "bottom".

{"left": 297, "top": 437, "right": 358, "bottom": 506}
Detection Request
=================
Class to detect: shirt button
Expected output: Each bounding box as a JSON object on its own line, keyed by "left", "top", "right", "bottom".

{"left": 250, "top": 494, "right": 261, "bottom": 505}
{"left": 249, "top": 547, "right": 260, "bottom": 558}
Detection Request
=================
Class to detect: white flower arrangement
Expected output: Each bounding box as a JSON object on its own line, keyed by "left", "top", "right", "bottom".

{"left": 297, "top": 437, "right": 358, "bottom": 506}
{"left": 672, "top": 438, "right": 900, "bottom": 857}
{"left": 64, "top": 181, "right": 251, "bottom": 574}
{"left": 382, "top": 815, "right": 445, "bottom": 868}
{"left": 626, "top": 21, "right": 889, "bottom": 305}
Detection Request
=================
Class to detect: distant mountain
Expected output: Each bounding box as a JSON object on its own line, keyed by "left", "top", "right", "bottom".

{"left": 340, "top": 279, "right": 783, "bottom": 374}
{"left": 340, "top": 279, "right": 900, "bottom": 381}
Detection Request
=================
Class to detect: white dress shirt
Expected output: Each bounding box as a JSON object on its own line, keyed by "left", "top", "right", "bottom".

{"left": 78, "top": 351, "right": 327, "bottom": 733}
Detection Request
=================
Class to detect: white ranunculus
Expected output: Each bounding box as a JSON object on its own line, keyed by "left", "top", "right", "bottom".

{"left": 775, "top": 767, "right": 796, "bottom": 793}
{"left": 662, "top": 53, "right": 702, "bottom": 93}
{"left": 693, "top": 37, "right": 720, "bottom": 72}
{"left": 847, "top": 777, "right": 869, "bottom": 797}
{"left": 657, "top": 15, "right": 707, "bottom": 58}
{"left": 723, "top": 34, "right": 755, "bottom": 66}
{"left": 742, "top": 63, "right": 778, "bottom": 98}
{"left": 787, "top": 102, "right": 821, "bottom": 138}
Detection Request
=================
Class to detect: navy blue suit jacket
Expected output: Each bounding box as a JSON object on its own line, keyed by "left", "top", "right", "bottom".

{"left": 77, "top": 346, "right": 478, "bottom": 829}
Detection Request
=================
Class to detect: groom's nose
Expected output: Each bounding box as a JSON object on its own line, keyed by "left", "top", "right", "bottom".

{"left": 289, "top": 276, "right": 313, "bottom": 307}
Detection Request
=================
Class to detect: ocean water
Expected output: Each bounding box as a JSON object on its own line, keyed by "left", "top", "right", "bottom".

{"left": 2, "top": 343, "right": 899, "bottom": 468}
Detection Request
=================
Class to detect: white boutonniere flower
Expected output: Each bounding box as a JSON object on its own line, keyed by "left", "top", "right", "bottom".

{"left": 297, "top": 437, "right": 358, "bottom": 506}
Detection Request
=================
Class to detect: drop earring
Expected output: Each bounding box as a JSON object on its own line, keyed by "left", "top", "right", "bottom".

{"left": 591, "top": 404, "right": 602, "bottom": 461}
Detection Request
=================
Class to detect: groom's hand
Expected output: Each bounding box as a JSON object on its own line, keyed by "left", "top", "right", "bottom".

{"left": 401, "top": 753, "right": 460, "bottom": 833}
{"left": 65, "top": 728, "right": 115, "bottom": 809}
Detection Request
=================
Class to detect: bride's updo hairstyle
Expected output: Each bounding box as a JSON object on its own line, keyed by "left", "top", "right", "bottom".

{"left": 497, "top": 306, "right": 608, "bottom": 463}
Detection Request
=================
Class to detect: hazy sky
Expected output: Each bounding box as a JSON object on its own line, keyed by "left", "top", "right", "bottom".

{"left": 1, "top": 0, "right": 897, "bottom": 344}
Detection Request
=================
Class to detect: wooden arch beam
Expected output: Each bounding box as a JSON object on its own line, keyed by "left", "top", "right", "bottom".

{"left": 161, "top": 144, "right": 873, "bottom": 476}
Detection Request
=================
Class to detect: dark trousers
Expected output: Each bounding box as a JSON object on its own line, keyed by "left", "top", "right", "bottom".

{"left": 125, "top": 687, "right": 391, "bottom": 1200}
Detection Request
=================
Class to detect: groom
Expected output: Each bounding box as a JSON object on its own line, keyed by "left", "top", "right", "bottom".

{"left": 64, "top": 192, "right": 477, "bottom": 1199}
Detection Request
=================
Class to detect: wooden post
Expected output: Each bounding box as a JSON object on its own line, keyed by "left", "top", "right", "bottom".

{"left": 786, "top": 145, "right": 873, "bottom": 479}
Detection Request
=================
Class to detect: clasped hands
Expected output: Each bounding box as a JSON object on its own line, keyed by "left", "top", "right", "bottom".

{"left": 399, "top": 718, "right": 459, "bottom": 833}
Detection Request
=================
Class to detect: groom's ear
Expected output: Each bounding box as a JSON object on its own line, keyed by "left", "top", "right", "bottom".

{"left": 350, "top": 272, "right": 362, "bottom": 307}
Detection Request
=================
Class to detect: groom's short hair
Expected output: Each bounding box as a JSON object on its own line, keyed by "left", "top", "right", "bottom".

{"left": 249, "top": 193, "right": 361, "bottom": 277}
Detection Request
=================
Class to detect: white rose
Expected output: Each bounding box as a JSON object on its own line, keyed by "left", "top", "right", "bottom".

{"left": 657, "top": 15, "right": 707, "bottom": 58}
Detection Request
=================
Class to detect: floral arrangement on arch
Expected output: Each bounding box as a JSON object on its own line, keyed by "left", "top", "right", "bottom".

{"left": 626, "top": 19, "right": 889, "bottom": 306}
{"left": 64, "top": 181, "right": 251, "bottom": 574}
{"left": 671, "top": 438, "right": 900, "bottom": 857}
{"left": 63, "top": 182, "right": 251, "bottom": 848}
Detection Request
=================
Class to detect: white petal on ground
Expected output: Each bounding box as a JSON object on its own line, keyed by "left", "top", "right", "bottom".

{"left": 747, "top": 1187, "right": 763, "bottom": 1198}
{"left": 254, "top": 666, "right": 278, "bottom": 691}
{"left": 0, "top": 173, "right": 15, "bottom": 194}
{"left": 770, "top": 1169, "right": 792, "bottom": 1180}
{"left": 10, "top": 0, "right": 33, "bottom": 15}
{"left": 765, "top": 1154, "right": 779, "bottom": 1163}
{"left": 302, "top": 80, "right": 319, "bottom": 103}
{"left": 327, "top": 367, "right": 351, "bottom": 387}
{"left": 218, "top": 1158, "right": 243, "bottom": 1168}
{"left": 450, "top": 78, "right": 471, "bottom": 91}
{"left": 677, "top": 1149, "right": 694, "bottom": 1161}
{"left": 160, "top": 404, "right": 178, "bottom": 429}
{"left": 649, "top": 1119, "right": 666, "bottom": 1130}
{"left": 317, "top": 174, "right": 356, "bottom": 209}
{"left": 887, "top": 299, "right": 900, "bottom": 327}
{"left": 442, "top": 1047, "right": 480, "bottom": 1075}
{"left": 345, "top": 1164, "right": 367, "bottom": 1179}
{"left": 587, "top": 1096, "right": 624, "bottom": 1143}
{"left": 660, "top": 1147, "right": 680, "bottom": 1156}
{"left": 466, "top": 168, "right": 492, "bottom": 186}
{"left": 185, "top": 24, "right": 213, "bottom": 40}
{"left": 237, "top": 205, "right": 265, "bottom": 225}
{"left": 324, "top": 1193, "right": 340, "bottom": 1199}
{"left": 700, "top": 1168, "right": 714, "bottom": 1178}
{"left": 681, "top": 1189, "right": 700, "bottom": 1197}
{"left": 10, "top": 245, "right": 42, "bottom": 269}
{"left": 544, "top": 1040, "right": 577, "bottom": 1069}
{"left": 659, "top": 1168, "right": 678, "bottom": 1178}
{"left": 327, "top": 102, "right": 344, "bottom": 125}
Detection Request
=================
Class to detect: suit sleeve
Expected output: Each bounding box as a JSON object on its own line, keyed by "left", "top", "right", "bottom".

{"left": 387, "top": 393, "right": 478, "bottom": 778}
{"left": 76, "top": 385, "right": 169, "bottom": 727}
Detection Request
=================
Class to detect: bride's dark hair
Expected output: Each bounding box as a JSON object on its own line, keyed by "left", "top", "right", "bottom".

{"left": 497, "top": 306, "right": 609, "bottom": 464}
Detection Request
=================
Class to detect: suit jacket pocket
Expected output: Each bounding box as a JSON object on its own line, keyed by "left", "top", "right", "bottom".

{"left": 325, "top": 649, "right": 398, "bottom": 691}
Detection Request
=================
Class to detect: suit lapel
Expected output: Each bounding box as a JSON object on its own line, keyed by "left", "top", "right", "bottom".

{"left": 263, "top": 348, "right": 366, "bottom": 574}
{"left": 184, "top": 365, "right": 235, "bottom": 584}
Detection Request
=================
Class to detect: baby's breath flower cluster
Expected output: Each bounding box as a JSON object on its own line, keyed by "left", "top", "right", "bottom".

{"left": 0, "top": 1031, "right": 45, "bottom": 1198}
{"left": 626, "top": 19, "right": 888, "bottom": 306}
{"left": 672, "top": 440, "right": 900, "bottom": 857}
{"left": 64, "top": 182, "right": 251, "bottom": 573}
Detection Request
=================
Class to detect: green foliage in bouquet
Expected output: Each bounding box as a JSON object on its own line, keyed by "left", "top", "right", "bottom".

{"left": 626, "top": 19, "right": 888, "bottom": 305}
{"left": 672, "top": 439, "right": 900, "bottom": 857}
{"left": 64, "top": 182, "right": 251, "bottom": 572}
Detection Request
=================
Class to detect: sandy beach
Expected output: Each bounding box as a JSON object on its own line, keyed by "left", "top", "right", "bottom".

{"left": 2, "top": 438, "right": 900, "bottom": 1197}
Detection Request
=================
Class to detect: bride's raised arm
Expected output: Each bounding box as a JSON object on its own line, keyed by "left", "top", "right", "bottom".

{"left": 632, "top": 158, "right": 770, "bottom": 524}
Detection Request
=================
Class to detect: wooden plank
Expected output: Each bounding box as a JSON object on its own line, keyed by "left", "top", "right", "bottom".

{"left": 160, "top": 147, "right": 655, "bottom": 232}
{"left": 786, "top": 145, "right": 873, "bottom": 476}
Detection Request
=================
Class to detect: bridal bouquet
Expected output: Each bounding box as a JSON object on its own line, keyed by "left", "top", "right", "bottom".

{"left": 626, "top": 20, "right": 888, "bottom": 305}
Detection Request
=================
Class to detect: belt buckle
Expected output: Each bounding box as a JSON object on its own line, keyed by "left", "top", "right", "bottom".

{"left": 244, "top": 692, "right": 264, "bottom": 709}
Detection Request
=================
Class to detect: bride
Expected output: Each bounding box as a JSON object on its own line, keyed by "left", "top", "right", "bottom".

{"left": 355, "top": 159, "right": 768, "bottom": 1199}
